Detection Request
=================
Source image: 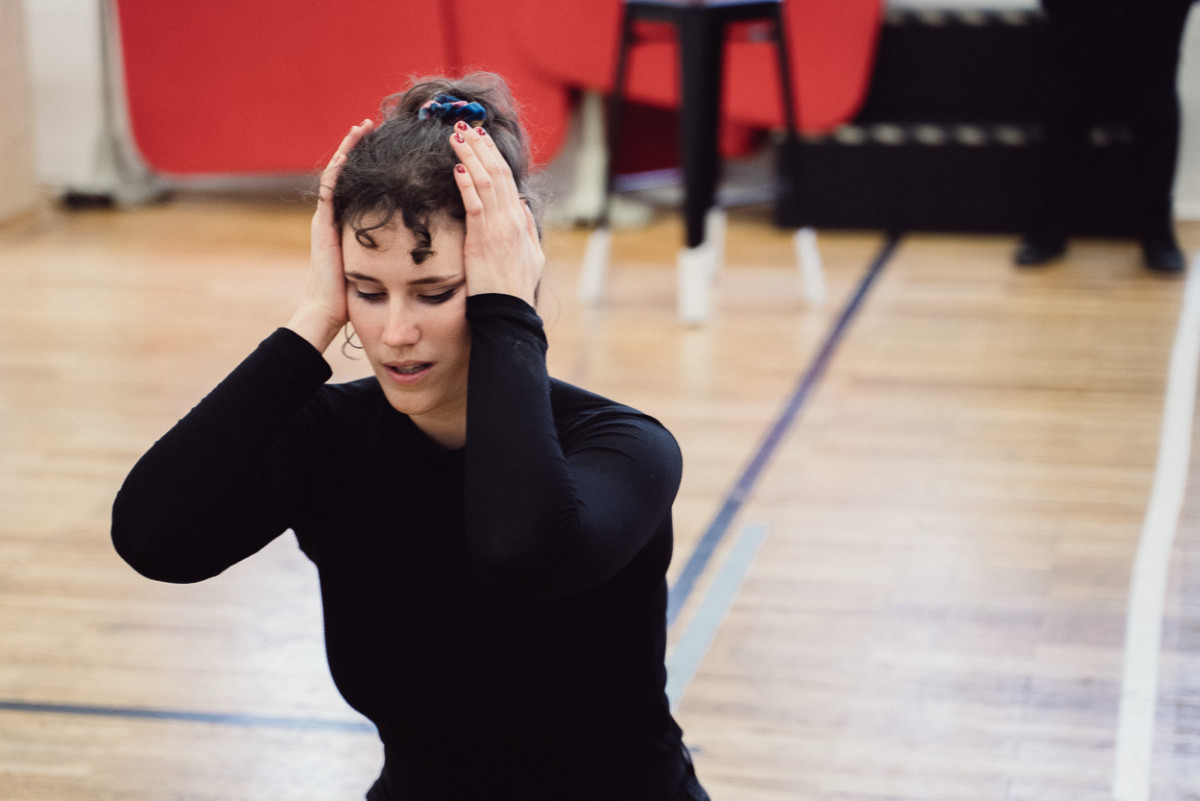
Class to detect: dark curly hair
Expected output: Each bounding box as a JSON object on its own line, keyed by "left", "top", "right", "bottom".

{"left": 331, "top": 73, "right": 536, "bottom": 264}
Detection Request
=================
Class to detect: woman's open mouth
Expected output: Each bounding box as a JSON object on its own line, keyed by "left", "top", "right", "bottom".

{"left": 384, "top": 362, "right": 433, "bottom": 384}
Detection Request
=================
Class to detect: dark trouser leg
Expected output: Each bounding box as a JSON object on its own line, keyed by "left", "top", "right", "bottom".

{"left": 1023, "top": 0, "right": 1113, "bottom": 254}
{"left": 1120, "top": 0, "right": 1193, "bottom": 246}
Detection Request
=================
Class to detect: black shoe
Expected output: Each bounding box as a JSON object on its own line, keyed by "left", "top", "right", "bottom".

{"left": 1014, "top": 236, "right": 1066, "bottom": 266}
{"left": 1141, "top": 238, "right": 1186, "bottom": 273}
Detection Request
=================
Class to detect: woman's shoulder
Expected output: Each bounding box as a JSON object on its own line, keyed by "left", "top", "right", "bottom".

{"left": 548, "top": 377, "right": 647, "bottom": 419}
{"left": 548, "top": 378, "right": 678, "bottom": 448}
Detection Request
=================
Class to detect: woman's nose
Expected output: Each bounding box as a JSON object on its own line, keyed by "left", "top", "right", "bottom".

{"left": 381, "top": 304, "right": 420, "bottom": 347}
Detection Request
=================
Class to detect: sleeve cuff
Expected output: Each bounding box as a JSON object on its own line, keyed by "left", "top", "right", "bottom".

{"left": 262, "top": 327, "right": 334, "bottom": 385}
{"left": 465, "top": 294, "right": 546, "bottom": 341}
{"left": 466, "top": 292, "right": 539, "bottom": 317}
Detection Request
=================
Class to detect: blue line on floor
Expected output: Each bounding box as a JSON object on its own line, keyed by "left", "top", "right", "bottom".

{"left": 666, "top": 522, "right": 769, "bottom": 710}
{"left": 666, "top": 233, "right": 901, "bottom": 627}
{"left": 0, "top": 700, "right": 375, "bottom": 733}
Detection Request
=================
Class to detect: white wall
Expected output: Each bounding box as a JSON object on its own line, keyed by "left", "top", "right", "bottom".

{"left": 1, "top": 0, "right": 38, "bottom": 222}
{"left": 20, "top": 0, "right": 1200, "bottom": 219}
{"left": 24, "top": 0, "right": 103, "bottom": 188}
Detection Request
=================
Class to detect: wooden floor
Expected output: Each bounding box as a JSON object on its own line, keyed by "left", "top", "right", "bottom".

{"left": 1, "top": 192, "right": 1198, "bottom": 800}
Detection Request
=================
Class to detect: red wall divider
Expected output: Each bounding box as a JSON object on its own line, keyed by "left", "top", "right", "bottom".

{"left": 115, "top": 1, "right": 881, "bottom": 175}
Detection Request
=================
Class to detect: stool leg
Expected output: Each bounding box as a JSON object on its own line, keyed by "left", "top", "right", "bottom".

{"left": 705, "top": 207, "right": 727, "bottom": 278}
{"left": 771, "top": 3, "right": 799, "bottom": 138}
{"left": 794, "top": 227, "right": 826, "bottom": 305}
{"left": 599, "top": 6, "right": 637, "bottom": 232}
{"left": 674, "top": 208, "right": 725, "bottom": 324}
{"left": 579, "top": 227, "right": 612, "bottom": 304}
{"left": 773, "top": 4, "right": 819, "bottom": 306}
{"left": 677, "top": 9, "right": 724, "bottom": 251}
{"left": 678, "top": 243, "right": 717, "bottom": 325}
{"left": 580, "top": 7, "right": 635, "bottom": 305}
{"left": 563, "top": 90, "right": 610, "bottom": 226}
{"left": 674, "top": 10, "right": 724, "bottom": 324}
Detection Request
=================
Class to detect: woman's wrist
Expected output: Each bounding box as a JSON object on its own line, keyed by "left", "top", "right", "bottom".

{"left": 285, "top": 304, "right": 343, "bottom": 354}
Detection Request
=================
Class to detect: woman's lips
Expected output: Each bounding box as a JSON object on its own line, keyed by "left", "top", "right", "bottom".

{"left": 384, "top": 361, "right": 433, "bottom": 385}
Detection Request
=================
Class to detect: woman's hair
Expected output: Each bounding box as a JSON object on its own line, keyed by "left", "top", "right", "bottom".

{"left": 331, "top": 73, "right": 535, "bottom": 264}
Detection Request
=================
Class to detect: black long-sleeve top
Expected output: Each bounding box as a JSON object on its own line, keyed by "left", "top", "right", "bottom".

{"left": 112, "top": 294, "right": 699, "bottom": 800}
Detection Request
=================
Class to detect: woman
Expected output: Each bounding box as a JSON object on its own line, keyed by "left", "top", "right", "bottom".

{"left": 111, "top": 74, "right": 709, "bottom": 800}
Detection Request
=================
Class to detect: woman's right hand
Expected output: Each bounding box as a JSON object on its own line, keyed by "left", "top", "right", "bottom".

{"left": 287, "top": 119, "right": 375, "bottom": 352}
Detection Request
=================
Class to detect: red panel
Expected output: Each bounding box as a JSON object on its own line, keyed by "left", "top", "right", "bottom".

{"left": 114, "top": 1, "right": 879, "bottom": 174}
{"left": 512, "top": 0, "right": 883, "bottom": 134}
{"left": 114, "top": 1, "right": 449, "bottom": 174}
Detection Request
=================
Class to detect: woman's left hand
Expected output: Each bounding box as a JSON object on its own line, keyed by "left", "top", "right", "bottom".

{"left": 449, "top": 122, "right": 544, "bottom": 305}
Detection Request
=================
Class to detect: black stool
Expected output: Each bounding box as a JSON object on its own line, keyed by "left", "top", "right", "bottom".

{"left": 581, "top": 0, "right": 805, "bottom": 323}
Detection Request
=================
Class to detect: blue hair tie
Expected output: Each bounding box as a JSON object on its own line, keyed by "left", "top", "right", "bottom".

{"left": 417, "top": 93, "right": 487, "bottom": 125}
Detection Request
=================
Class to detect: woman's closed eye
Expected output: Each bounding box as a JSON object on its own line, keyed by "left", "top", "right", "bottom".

{"left": 348, "top": 282, "right": 386, "bottom": 303}
{"left": 420, "top": 288, "right": 458, "bottom": 305}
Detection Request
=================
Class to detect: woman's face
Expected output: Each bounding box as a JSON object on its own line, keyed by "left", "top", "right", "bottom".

{"left": 344, "top": 218, "right": 471, "bottom": 449}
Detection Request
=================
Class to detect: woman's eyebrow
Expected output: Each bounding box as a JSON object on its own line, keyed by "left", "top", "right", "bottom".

{"left": 344, "top": 271, "right": 380, "bottom": 283}
{"left": 407, "top": 274, "right": 463, "bottom": 286}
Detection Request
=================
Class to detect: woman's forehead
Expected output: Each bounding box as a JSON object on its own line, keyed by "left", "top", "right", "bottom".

{"left": 345, "top": 214, "right": 464, "bottom": 244}
{"left": 343, "top": 220, "right": 464, "bottom": 275}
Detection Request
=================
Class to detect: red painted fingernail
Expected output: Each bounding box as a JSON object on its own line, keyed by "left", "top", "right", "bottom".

{"left": 476, "top": 127, "right": 487, "bottom": 136}
{"left": 455, "top": 164, "right": 466, "bottom": 173}
{"left": 454, "top": 132, "right": 464, "bottom": 143}
{"left": 455, "top": 121, "right": 468, "bottom": 131}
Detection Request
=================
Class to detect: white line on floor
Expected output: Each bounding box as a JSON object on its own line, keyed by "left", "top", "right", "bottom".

{"left": 1113, "top": 255, "right": 1200, "bottom": 801}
